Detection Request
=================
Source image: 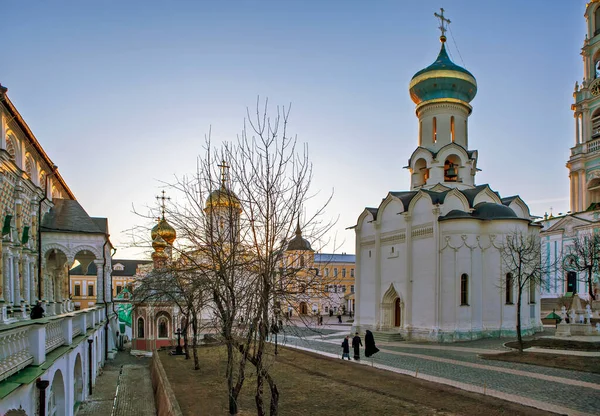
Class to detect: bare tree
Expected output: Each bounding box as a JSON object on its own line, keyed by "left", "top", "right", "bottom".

{"left": 130, "top": 99, "right": 334, "bottom": 415}
{"left": 225, "top": 99, "right": 334, "bottom": 416}
{"left": 500, "top": 229, "right": 549, "bottom": 352}
{"left": 563, "top": 232, "right": 600, "bottom": 301}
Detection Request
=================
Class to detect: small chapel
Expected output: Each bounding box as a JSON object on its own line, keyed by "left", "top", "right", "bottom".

{"left": 353, "top": 11, "right": 542, "bottom": 342}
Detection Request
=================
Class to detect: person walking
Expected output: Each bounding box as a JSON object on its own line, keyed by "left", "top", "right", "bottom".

{"left": 30, "top": 300, "right": 44, "bottom": 319}
{"left": 341, "top": 336, "right": 351, "bottom": 360}
{"left": 364, "top": 330, "right": 380, "bottom": 357}
{"left": 337, "top": 313, "right": 342, "bottom": 324}
{"left": 351, "top": 332, "right": 362, "bottom": 360}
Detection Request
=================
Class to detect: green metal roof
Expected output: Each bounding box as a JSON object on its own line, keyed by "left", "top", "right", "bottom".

{"left": 412, "top": 42, "right": 474, "bottom": 78}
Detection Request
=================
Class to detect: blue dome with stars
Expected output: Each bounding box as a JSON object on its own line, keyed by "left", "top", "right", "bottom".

{"left": 409, "top": 39, "right": 477, "bottom": 108}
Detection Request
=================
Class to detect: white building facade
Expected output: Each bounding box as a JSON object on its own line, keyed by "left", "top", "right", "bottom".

{"left": 354, "top": 21, "right": 542, "bottom": 342}
{"left": 0, "top": 84, "right": 116, "bottom": 416}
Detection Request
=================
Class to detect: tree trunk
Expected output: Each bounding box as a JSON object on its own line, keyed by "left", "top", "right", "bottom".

{"left": 516, "top": 285, "right": 523, "bottom": 352}
{"left": 192, "top": 316, "right": 199, "bottom": 370}
{"left": 266, "top": 373, "right": 279, "bottom": 416}
{"left": 255, "top": 373, "right": 265, "bottom": 416}
{"left": 588, "top": 268, "right": 596, "bottom": 300}
{"left": 182, "top": 318, "right": 190, "bottom": 360}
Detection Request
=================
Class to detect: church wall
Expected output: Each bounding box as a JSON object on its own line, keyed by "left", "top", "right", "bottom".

{"left": 440, "top": 194, "right": 468, "bottom": 214}
{"left": 379, "top": 199, "right": 404, "bottom": 231}
{"left": 410, "top": 235, "right": 436, "bottom": 329}
{"left": 359, "top": 215, "right": 375, "bottom": 238}
{"left": 356, "top": 244, "right": 377, "bottom": 326}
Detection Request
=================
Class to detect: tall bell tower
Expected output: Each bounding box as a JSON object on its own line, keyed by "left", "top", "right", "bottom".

{"left": 568, "top": 0, "right": 600, "bottom": 212}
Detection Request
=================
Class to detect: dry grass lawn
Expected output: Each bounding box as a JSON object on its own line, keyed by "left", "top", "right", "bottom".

{"left": 159, "top": 346, "right": 556, "bottom": 416}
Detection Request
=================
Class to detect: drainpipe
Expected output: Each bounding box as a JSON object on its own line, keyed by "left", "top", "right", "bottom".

{"left": 37, "top": 165, "right": 57, "bottom": 301}
{"left": 36, "top": 379, "right": 50, "bottom": 416}
{"left": 87, "top": 338, "right": 93, "bottom": 395}
{"left": 101, "top": 240, "right": 110, "bottom": 361}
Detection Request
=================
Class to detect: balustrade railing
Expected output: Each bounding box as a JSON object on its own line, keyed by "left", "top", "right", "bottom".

{"left": 45, "top": 319, "right": 66, "bottom": 353}
{"left": 0, "top": 305, "right": 108, "bottom": 383}
{"left": 587, "top": 138, "right": 600, "bottom": 153}
{"left": 0, "top": 327, "right": 34, "bottom": 381}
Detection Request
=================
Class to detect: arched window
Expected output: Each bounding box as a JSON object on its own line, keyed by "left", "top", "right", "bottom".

{"left": 460, "top": 274, "right": 469, "bottom": 305}
{"left": 432, "top": 117, "right": 437, "bottom": 143}
{"left": 444, "top": 159, "right": 458, "bottom": 182}
{"left": 6, "top": 137, "right": 16, "bottom": 160}
{"left": 505, "top": 273, "right": 514, "bottom": 304}
{"left": 137, "top": 317, "right": 145, "bottom": 338}
{"left": 595, "top": 7, "right": 600, "bottom": 37}
{"left": 158, "top": 317, "right": 168, "bottom": 338}
{"left": 450, "top": 116, "right": 455, "bottom": 142}
{"left": 39, "top": 171, "right": 46, "bottom": 187}
{"left": 25, "top": 156, "right": 33, "bottom": 179}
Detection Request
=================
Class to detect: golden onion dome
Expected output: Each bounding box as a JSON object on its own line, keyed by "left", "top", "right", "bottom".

{"left": 205, "top": 186, "right": 241, "bottom": 212}
{"left": 152, "top": 234, "right": 168, "bottom": 252}
{"left": 151, "top": 218, "right": 176, "bottom": 245}
{"left": 151, "top": 249, "right": 169, "bottom": 261}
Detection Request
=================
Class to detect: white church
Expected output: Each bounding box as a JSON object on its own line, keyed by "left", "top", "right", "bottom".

{"left": 353, "top": 13, "right": 542, "bottom": 342}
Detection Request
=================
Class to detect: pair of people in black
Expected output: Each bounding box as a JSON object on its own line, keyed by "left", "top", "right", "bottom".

{"left": 342, "top": 331, "right": 379, "bottom": 361}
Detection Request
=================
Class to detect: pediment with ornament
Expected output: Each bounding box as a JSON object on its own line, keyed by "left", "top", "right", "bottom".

{"left": 544, "top": 215, "right": 593, "bottom": 237}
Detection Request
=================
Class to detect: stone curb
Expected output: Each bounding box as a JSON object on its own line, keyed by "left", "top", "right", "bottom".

{"left": 151, "top": 351, "right": 184, "bottom": 416}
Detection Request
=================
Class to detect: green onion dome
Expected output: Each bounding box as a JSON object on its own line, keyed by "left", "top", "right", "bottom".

{"left": 409, "top": 38, "right": 477, "bottom": 109}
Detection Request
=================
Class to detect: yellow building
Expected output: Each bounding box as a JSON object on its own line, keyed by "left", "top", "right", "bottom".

{"left": 70, "top": 259, "right": 151, "bottom": 310}
{"left": 314, "top": 253, "right": 356, "bottom": 315}
{"left": 281, "top": 222, "right": 355, "bottom": 316}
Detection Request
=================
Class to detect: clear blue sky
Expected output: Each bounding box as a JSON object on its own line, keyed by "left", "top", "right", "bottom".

{"left": 1, "top": 1, "right": 588, "bottom": 258}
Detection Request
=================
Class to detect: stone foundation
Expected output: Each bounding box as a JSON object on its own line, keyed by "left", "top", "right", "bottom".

{"left": 151, "top": 352, "right": 184, "bottom": 416}
{"left": 354, "top": 323, "right": 543, "bottom": 343}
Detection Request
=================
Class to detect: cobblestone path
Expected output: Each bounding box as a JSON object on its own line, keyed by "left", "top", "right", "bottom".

{"left": 282, "top": 331, "right": 600, "bottom": 416}
{"left": 78, "top": 351, "right": 156, "bottom": 416}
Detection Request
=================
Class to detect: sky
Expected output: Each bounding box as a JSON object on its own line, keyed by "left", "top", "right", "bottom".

{"left": 0, "top": 1, "right": 589, "bottom": 258}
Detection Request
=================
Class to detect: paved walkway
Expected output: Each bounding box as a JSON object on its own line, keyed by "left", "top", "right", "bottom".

{"left": 280, "top": 328, "right": 600, "bottom": 416}
{"left": 78, "top": 350, "right": 156, "bottom": 416}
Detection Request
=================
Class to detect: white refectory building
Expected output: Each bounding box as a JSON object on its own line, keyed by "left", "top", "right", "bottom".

{"left": 0, "top": 83, "right": 117, "bottom": 416}
{"left": 353, "top": 14, "right": 541, "bottom": 342}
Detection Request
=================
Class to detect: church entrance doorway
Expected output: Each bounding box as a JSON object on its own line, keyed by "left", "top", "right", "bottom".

{"left": 299, "top": 302, "right": 308, "bottom": 315}
{"left": 394, "top": 298, "right": 401, "bottom": 327}
{"left": 381, "top": 283, "right": 402, "bottom": 329}
{"left": 566, "top": 271, "right": 577, "bottom": 293}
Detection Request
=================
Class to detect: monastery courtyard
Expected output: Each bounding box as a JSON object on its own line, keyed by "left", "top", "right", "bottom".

{"left": 279, "top": 320, "right": 600, "bottom": 416}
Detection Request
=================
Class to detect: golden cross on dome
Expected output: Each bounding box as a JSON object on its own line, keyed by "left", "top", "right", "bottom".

{"left": 156, "top": 190, "right": 170, "bottom": 220}
{"left": 434, "top": 8, "right": 451, "bottom": 40}
{"left": 217, "top": 160, "right": 229, "bottom": 187}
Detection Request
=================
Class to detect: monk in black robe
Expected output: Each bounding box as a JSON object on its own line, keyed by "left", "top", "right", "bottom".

{"left": 351, "top": 332, "right": 362, "bottom": 360}
{"left": 364, "top": 330, "right": 380, "bottom": 357}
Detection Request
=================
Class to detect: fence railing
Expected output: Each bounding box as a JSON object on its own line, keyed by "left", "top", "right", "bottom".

{"left": 0, "top": 305, "right": 108, "bottom": 383}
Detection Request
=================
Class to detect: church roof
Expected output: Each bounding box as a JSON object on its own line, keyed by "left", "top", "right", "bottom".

{"left": 41, "top": 199, "right": 107, "bottom": 234}
{"left": 361, "top": 184, "right": 533, "bottom": 226}
{"left": 501, "top": 196, "right": 519, "bottom": 206}
{"left": 286, "top": 221, "right": 313, "bottom": 251}
{"left": 409, "top": 41, "right": 477, "bottom": 106}
{"left": 438, "top": 202, "right": 525, "bottom": 222}
{"left": 366, "top": 207, "right": 379, "bottom": 221}
{"left": 314, "top": 253, "right": 356, "bottom": 264}
{"left": 70, "top": 259, "right": 152, "bottom": 276}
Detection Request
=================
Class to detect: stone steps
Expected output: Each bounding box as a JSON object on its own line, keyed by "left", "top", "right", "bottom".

{"left": 372, "top": 331, "right": 404, "bottom": 342}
